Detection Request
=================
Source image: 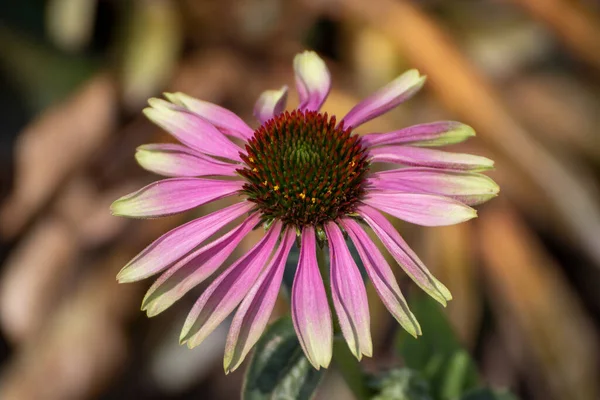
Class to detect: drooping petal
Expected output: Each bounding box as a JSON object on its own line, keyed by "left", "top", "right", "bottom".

{"left": 341, "top": 69, "right": 426, "bottom": 129}
{"left": 294, "top": 51, "right": 331, "bottom": 111}
{"left": 135, "top": 143, "right": 238, "bottom": 177}
{"left": 142, "top": 214, "right": 260, "bottom": 316}
{"left": 164, "top": 92, "right": 254, "bottom": 140}
{"left": 223, "top": 228, "right": 295, "bottom": 373}
{"left": 363, "top": 192, "right": 477, "bottom": 226}
{"left": 116, "top": 201, "right": 253, "bottom": 282}
{"left": 325, "top": 222, "right": 372, "bottom": 360}
{"left": 362, "top": 121, "right": 475, "bottom": 148}
{"left": 291, "top": 226, "right": 333, "bottom": 369}
{"left": 340, "top": 218, "right": 421, "bottom": 337}
{"left": 253, "top": 86, "right": 288, "bottom": 124}
{"left": 144, "top": 98, "right": 243, "bottom": 161}
{"left": 368, "top": 168, "right": 499, "bottom": 206}
{"left": 358, "top": 205, "right": 452, "bottom": 306}
{"left": 369, "top": 146, "right": 494, "bottom": 172}
{"left": 180, "top": 221, "right": 282, "bottom": 348}
{"left": 110, "top": 178, "right": 244, "bottom": 219}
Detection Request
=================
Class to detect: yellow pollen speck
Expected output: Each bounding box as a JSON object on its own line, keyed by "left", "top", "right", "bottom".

{"left": 263, "top": 180, "right": 268, "bottom": 186}
{"left": 249, "top": 157, "right": 254, "bottom": 162}
{"left": 273, "top": 185, "right": 280, "bottom": 191}
{"left": 252, "top": 168, "right": 258, "bottom": 172}
{"left": 350, "top": 161, "right": 356, "bottom": 167}
{"left": 311, "top": 198, "right": 316, "bottom": 204}
{"left": 299, "top": 193, "right": 306, "bottom": 200}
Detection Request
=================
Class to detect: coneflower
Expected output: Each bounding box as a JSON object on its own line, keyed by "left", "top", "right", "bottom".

{"left": 111, "top": 51, "right": 498, "bottom": 373}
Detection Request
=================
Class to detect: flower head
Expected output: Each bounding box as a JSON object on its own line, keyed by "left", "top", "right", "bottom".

{"left": 112, "top": 51, "right": 498, "bottom": 373}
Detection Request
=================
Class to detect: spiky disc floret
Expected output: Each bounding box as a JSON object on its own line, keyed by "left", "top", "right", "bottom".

{"left": 238, "top": 110, "right": 370, "bottom": 228}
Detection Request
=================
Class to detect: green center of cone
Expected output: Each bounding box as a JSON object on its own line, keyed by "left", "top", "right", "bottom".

{"left": 238, "top": 110, "right": 370, "bottom": 228}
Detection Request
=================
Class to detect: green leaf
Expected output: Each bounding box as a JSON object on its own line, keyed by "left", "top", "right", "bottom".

{"left": 243, "top": 316, "right": 324, "bottom": 400}
{"left": 460, "top": 388, "right": 519, "bottom": 400}
{"left": 396, "top": 295, "right": 479, "bottom": 400}
{"left": 369, "top": 368, "right": 434, "bottom": 400}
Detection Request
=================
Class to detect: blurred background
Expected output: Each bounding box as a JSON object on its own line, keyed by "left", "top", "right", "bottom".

{"left": 1, "top": 0, "right": 600, "bottom": 399}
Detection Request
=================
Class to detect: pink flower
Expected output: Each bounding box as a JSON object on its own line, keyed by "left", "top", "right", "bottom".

{"left": 112, "top": 51, "right": 498, "bottom": 373}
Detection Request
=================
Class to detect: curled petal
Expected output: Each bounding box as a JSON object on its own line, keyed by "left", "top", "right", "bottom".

{"left": 363, "top": 121, "right": 475, "bottom": 148}
{"left": 116, "top": 201, "right": 253, "bottom": 282}
{"left": 294, "top": 51, "right": 331, "bottom": 111}
{"left": 224, "top": 228, "right": 295, "bottom": 373}
{"left": 136, "top": 143, "right": 238, "bottom": 177}
{"left": 325, "top": 222, "right": 372, "bottom": 360}
{"left": 369, "top": 146, "right": 494, "bottom": 172}
{"left": 180, "top": 222, "right": 282, "bottom": 348}
{"left": 341, "top": 69, "right": 426, "bottom": 129}
{"left": 340, "top": 218, "right": 421, "bottom": 337}
{"left": 363, "top": 192, "right": 477, "bottom": 226}
{"left": 142, "top": 214, "right": 260, "bottom": 316}
{"left": 144, "top": 98, "right": 242, "bottom": 161}
{"left": 110, "top": 178, "right": 243, "bottom": 218}
{"left": 164, "top": 92, "right": 253, "bottom": 140}
{"left": 291, "top": 226, "right": 333, "bottom": 369}
{"left": 369, "top": 168, "right": 499, "bottom": 206}
{"left": 253, "top": 86, "right": 288, "bottom": 124}
{"left": 358, "top": 205, "right": 452, "bottom": 306}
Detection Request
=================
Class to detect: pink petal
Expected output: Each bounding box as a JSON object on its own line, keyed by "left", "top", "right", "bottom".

{"left": 165, "top": 92, "right": 254, "bottom": 140}
{"left": 362, "top": 121, "right": 475, "bottom": 148}
{"left": 293, "top": 51, "right": 331, "bottom": 111}
{"left": 180, "top": 221, "right": 282, "bottom": 348}
{"left": 369, "top": 146, "right": 494, "bottom": 171}
{"left": 363, "top": 191, "right": 477, "bottom": 226}
{"left": 136, "top": 143, "right": 238, "bottom": 177}
{"left": 340, "top": 218, "right": 421, "bottom": 337}
{"left": 325, "top": 222, "right": 372, "bottom": 360}
{"left": 144, "top": 98, "right": 243, "bottom": 161}
{"left": 291, "top": 226, "right": 333, "bottom": 369}
{"left": 341, "top": 69, "right": 426, "bottom": 129}
{"left": 141, "top": 214, "right": 260, "bottom": 316}
{"left": 116, "top": 202, "right": 253, "bottom": 282}
{"left": 368, "top": 168, "right": 499, "bottom": 206}
{"left": 357, "top": 205, "right": 452, "bottom": 305}
{"left": 223, "top": 228, "right": 295, "bottom": 373}
{"left": 253, "top": 86, "right": 288, "bottom": 124}
{"left": 110, "top": 178, "right": 244, "bottom": 218}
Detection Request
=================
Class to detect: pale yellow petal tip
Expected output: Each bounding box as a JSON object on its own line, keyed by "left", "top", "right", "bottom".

{"left": 147, "top": 97, "right": 168, "bottom": 108}
{"left": 294, "top": 51, "right": 329, "bottom": 86}
{"left": 461, "top": 124, "right": 476, "bottom": 138}
{"left": 437, "top": 293, "right": 453, "bottom": 309}
{"left": 115, "top": 268, "right": 128, "bottom": 282}
{"left": 109, "top": 199, "right": 125, "bottom": 216}
{"left": 294, "top": 50, "right": 322, "bottom": 62}
{"left": 400, "top": 69, "right": 426, "bottom": 84}
{"left": 362, "top": 345, "right": 373, "bottom": 358}
{"left": 115, "top": 268, "right": 128, "bottom": 283}
{"left": 145, "top": 306, "right": 163, "bottom": 318}
{"left": 115, "top": 269, "right": 139, "bottom": 284}
{"left": 414, "top": 325, "right": 423, "bottom": 338}
{"left": 305, "top": 353, "right": 330, "bottom": 370}
{"left": 478, "top": 157, "right": 495, "bottom": 171}
{"left": 142, "top": 107, "right": 161, "bottom": 122}
{"left": 223, "top": 355, "right": 240, "bottom": 375}
{"left": 164, "top": 91, "right": 196, "bottom": 107}
{"left": 163, "top": 92, "right": 181, "bottom": 104}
